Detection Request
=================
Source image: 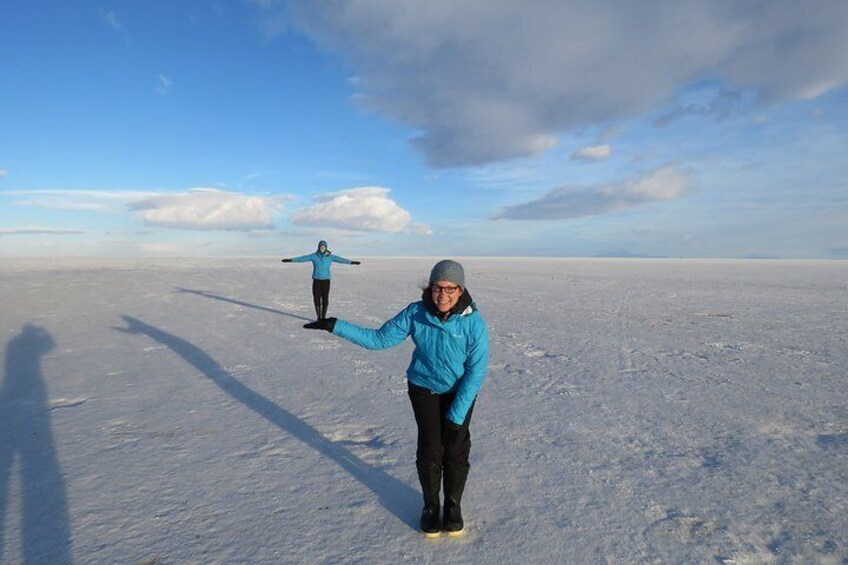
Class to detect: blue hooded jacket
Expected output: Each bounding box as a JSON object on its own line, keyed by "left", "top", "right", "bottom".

{"left": 290, "top": 241, "right": 353, "bottom": 280}
{"left": 331, "top": 291, "right": 489, "bottom": 425}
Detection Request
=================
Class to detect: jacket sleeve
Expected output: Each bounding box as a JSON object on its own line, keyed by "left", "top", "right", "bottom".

{"left": 331, "top": 304, "right": 414, "bottom": 350}
{"left": 330, "top": 254, "right": 353, "bottom": 264}
{"left": 289, "top": 254, "right": 313, "bottom": 263}
{"left": 446, "top": 314, "right": 490, "bottom": 426}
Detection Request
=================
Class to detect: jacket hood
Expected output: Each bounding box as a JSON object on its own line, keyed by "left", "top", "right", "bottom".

{"left": 422, "top": 287, "right": 475, "bottom": 321}
{"left": 317, "top": 240, "right": 330, "bottom": 255}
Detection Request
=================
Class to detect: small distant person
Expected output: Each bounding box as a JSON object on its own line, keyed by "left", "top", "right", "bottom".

{"left": 303, "top": 260, "right": 489, "bottom": 537}
{"left": 281, "top": 240, "right": 361, "bottom": 321}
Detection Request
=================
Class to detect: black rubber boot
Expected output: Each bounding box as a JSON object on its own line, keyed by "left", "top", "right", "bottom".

{"left": 442, "top": 464, "right": 469, "bottom": 534}
{"left": 416, "top": 461, "right": 442, "bottom": 536}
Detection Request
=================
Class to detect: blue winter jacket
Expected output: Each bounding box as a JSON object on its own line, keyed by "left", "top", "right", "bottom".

{"left": 332, "top": 296, "right": 489, "bottom": 426}
{"left": 290, "top": 252, "right": 353, "bottom": 280}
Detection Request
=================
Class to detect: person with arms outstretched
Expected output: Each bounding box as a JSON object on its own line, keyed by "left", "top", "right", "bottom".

{"left": 281, "top": 240, "right": 361, "bottom": 321}
{"left": 304, "top": 260, "right": 489, "bottom": 537}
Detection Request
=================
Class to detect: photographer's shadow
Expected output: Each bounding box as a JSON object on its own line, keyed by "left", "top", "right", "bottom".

{"left": 115, "top": 315, "right": 418, "bottom": 530}
{"left": 0, "top": 324, "right": 72, "bottom": 564}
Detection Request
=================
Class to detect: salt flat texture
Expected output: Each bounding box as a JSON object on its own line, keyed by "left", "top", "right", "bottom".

{"left": 1, "top": 258, "right": 846, "bottom": 564}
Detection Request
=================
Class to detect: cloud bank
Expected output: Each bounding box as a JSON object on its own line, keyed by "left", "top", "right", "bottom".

{"left": 0, "top": 226, "right": 86, "bottom": 236}
{"left": 496, "top": 166, "right": 690, "bottom": 220}
{"left": 9, "top": 189, "right": 283, "bottom": 231}
{"left": 128, "top": 189, "right": 277, "bottom": 231}
{"left": 291, "top": 187, "right": 432, "bottom": 234}
{"left": 284, "top": 0, "right": 848, "bottom": 167}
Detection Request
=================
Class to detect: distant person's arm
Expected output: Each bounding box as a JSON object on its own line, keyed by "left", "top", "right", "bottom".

{"left": 284, "top": 254, "right": 313, "bottom": 263}
{"left": 331, "top": 254, "right": 356, "bottom": 265}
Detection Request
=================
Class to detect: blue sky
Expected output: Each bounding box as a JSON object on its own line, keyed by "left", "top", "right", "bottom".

{"left": 1, "top": 1, "right": 847, "bottom": 258}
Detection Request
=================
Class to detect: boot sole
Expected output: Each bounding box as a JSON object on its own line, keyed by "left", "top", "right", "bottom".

{"left": 422, "top": 530, "right": 440, "bottom": 538}
{"left": 444, "top": 527, "right": 465, "bottom": 536}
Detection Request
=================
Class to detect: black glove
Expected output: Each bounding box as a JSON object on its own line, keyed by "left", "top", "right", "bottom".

{"left": 442, "top": 419, "right": 466, "bottom": 443}
{"left": 351, "top": 261, "right": 361, "bottom": 265}
{"left": 303, "top": 317, "right": 337, "bottom": 332}
{"left": 281, "top": 258, "right": 292, "bottom": 263}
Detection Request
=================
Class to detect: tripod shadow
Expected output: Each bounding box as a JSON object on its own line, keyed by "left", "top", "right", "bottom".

{"left": 176, "top": 288, "right": 312, "bottom": 322}
{"left": 0, "top": 324, "right": 72, "bottom": 564}
{"left": 114, "top": 315, "right": 419, "bottom": 530}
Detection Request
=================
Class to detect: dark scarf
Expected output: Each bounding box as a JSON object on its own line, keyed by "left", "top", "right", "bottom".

{"left": 422, "top": 287, "right": 474, "bottom": 322}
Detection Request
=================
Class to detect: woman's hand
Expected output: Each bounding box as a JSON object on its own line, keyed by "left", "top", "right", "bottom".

{"left": 303, "top": 318, "right": 337, "bottom": 332}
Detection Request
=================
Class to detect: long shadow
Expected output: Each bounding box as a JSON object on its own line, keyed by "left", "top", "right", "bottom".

{"left": 114, "top": 315, "right": 419, "bottom": 530}
{"left": 176, "top": 288, "right": 312, "bottom": 322}
{"left": 0, "top": 324, "right": 73, "bottom": 564}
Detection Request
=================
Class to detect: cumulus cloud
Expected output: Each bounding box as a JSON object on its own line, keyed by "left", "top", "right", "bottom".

{"left": 128, "top": 188, "right": 278, "bottom": 231}
{"left": 495, "top": 166, "right": 690, "bottom": 220}
{"left": 0, "top": 226, "right": 85, "bottom": 236}
{"left": 9, "top": 189, "right": 286, "bottom": 231}
{"left": 279, "top": 0, "right": 848, "bottom": 166}
{"left": 571, "top": 145, "right": 612, "bottom": 162}
{"left": 291, "top": 187, "right": 432, "bottom": 234}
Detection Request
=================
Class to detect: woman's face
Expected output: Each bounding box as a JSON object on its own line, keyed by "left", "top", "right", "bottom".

{"left": 430, "top": 279, "right": 463, "bottom": 313}
{"left": 318, "top": 244, "right": 326, "bottom": 253}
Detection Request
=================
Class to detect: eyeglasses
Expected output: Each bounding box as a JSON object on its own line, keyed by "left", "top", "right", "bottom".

{"left": 430, "top": 284, "right": 460, "bottom": 295}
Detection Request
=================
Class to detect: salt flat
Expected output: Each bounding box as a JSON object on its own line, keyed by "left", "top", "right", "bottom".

{"left": 1, "top": 257, "right": 846, "bottom": 564}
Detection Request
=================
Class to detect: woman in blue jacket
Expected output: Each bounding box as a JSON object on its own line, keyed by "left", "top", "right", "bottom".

{"left": 281, "top": 240, "right": 361, "bottom": 321}
{"left": 304, "top": 260, "right": 489, "bottom": 536}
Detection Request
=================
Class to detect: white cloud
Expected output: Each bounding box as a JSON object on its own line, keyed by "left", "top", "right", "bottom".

{"left": 495, "top": 166, "right": 690, "bottom": 220}
{"left": 128, "top": 188, "right": 278, "bottom": 231}
{"left": 571, "top": 145, "right": 612, "bottom": 162}
{"left": 9, "top": 188, "right": 284, "bottom": 231}
{"left": 284, "top": 1, "right": 848, "bottom": 166}
{"left": 8, "top": 189, "right": 157, "bottom": 211}
{"left": 0, "top": 168, "right": 7, "bottom": 178}
{"left": 0, "top": 226, "right": 86, "bottom": 236}
{"left": 155, "top": 74, "right": 173, "bottom": 95}
{"left": 101, "top": 9, "right": 121, "bottom": 31}
{"left": 291, "top": 187, "right": 432, "bottom": 234}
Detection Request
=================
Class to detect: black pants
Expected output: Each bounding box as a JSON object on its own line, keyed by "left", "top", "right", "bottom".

{"left": 311, "top": 279, "right": 330, "bottom": 320}
{"left": 407, "top": 383, "right": 475, "bottom": 472}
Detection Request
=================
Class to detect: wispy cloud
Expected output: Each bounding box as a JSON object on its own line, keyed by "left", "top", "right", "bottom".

{"left": 495, "top": 166, "right": 691, "bottom": 220}
{"left": 285, "top": 1, "right": 848, "bottom": 167}
{"left": 155, "top": 74, "right": 173, "bottom": 95}
{"left": 571, "top": 144, "right": 612, "bottom": 162}
{"left": 128, "top": 188, "right": 279, "bottom": 231}
{"left": 0, "top": 168, "right": 7, "bottom": 178}
{"left": 291, "top": 187, "right": 432, "bottom": 234}
{"left": 100, "top": 9, "right": 121, "bottom": 31}
{"left": 7, "top": 189, "right": 157, "bottom": 211}
{"left": 0, "top": 226, "right": 86, "bottom": 236}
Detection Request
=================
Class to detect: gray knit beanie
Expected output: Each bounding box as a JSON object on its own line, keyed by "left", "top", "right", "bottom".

{"left": 429, "top": 259, "right": 465, "bottom": 288}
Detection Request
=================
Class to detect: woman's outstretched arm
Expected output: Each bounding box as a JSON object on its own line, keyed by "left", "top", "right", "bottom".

{"left": 329, "top": 304, "right": 414, "bottom": 350}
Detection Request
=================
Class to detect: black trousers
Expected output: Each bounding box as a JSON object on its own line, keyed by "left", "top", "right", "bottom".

{"left": 311, "top": 279, "right": 330, "bottom": 319}
{"left": 407, "top": 382, "right": 475, "bottom": 471}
